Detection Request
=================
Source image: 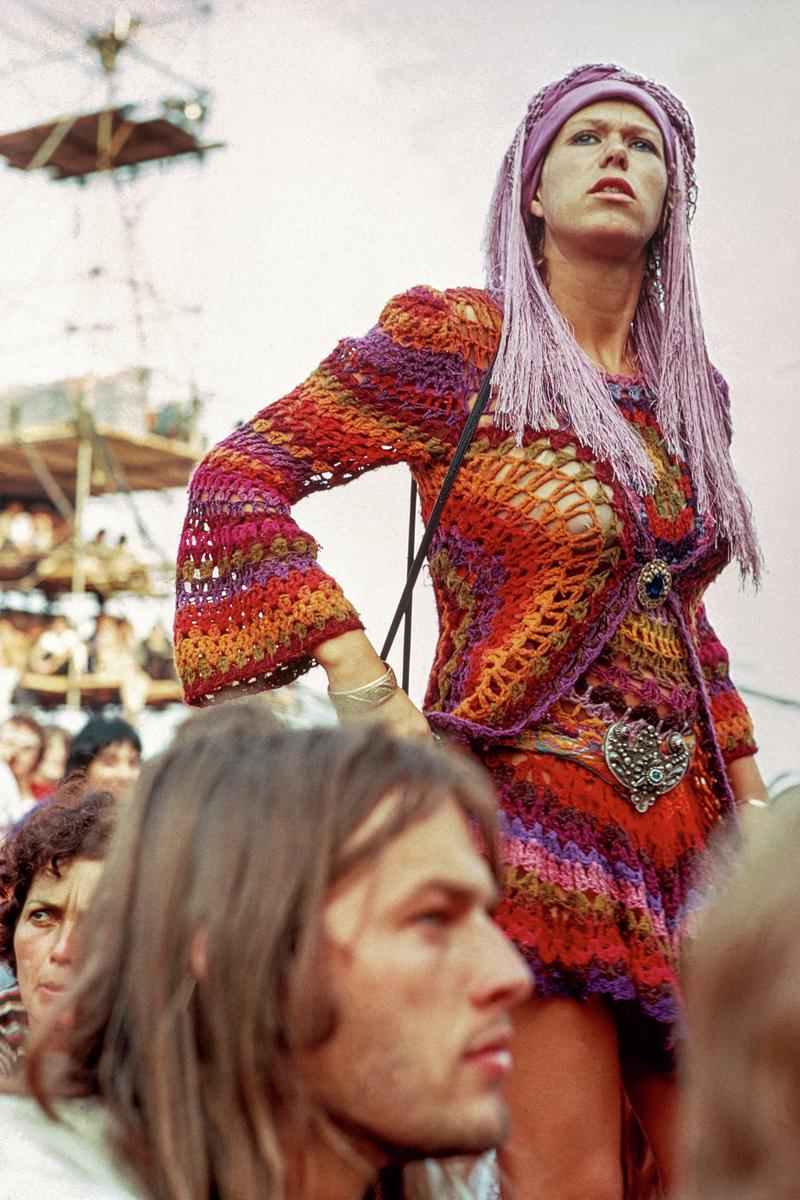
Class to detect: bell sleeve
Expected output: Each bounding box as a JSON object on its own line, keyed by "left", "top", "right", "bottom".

{"left": 174, "top": 286, "right": 466, "bottom": 704}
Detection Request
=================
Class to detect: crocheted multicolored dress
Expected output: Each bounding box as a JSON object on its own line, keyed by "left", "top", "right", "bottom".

{"left": 175, "top": 285, "right": 756, "bottom": 1067}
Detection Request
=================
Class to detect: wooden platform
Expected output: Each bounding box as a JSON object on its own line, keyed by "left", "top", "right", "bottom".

{"left": 0, "top": 108, "right": 221, "bottom": 181}
{"left": 0, "top": 422, "right": 201, "bottom": 502}
{"left": 19, "top": 671, "right": 182, "bottom": 708}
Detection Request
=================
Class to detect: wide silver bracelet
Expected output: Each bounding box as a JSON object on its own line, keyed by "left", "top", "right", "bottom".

{"left": 328, "top": 662, "right": 398, "bottom": 712}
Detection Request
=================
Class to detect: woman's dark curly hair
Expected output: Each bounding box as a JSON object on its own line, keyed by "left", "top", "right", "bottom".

{"left": 0, "top": 789, "right": 116, "bottom": 972}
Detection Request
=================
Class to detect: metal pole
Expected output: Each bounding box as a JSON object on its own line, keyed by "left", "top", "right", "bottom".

{"left": 401, "top": 479, "right": 417, "bottom": 693}
{"left": 66, "top": 384, "right": 93, "bottom": 709}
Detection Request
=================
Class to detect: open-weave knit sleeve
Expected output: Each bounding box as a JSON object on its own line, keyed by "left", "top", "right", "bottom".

{"left": 693, "top": 601, "right": 757, "bottom": 762}
{"left": 174, "top": 286, "right": 469, "bottom": 704}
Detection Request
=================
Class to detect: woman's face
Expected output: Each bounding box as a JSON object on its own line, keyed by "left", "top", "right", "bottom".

{"left": 0, "top": 720, "right": 43, "bottom": 785}
{"left": 14, "top": 856, "right": 105, "bottom": 1030}
{"left": 37, "top": 731, "right": 69, "bottom": 783}
{"left": 86, "top": 739, "right": 141, "bottom": 798}
{"left": 530, "top": 100, "right": 669, "bottom": 261}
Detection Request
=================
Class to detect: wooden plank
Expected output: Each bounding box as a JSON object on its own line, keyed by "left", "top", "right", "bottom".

{"left": 0, "top": 110, "right": 220, "bottom": 180}
{"left": 0, "top": 424, "right": 201, "bottom": 500}
{"left": 20, "top": 672, "right": 182, "bottom": 705}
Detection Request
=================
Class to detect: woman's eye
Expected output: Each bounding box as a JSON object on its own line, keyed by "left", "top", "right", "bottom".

{"left": 29, "top": 909, "right": 53, "bottom": 924}
{"left": 631, "top": 138, "right": 658, "bottom": 154}
{"left": 571, "top": 131, "right": 599, "bottom": 145}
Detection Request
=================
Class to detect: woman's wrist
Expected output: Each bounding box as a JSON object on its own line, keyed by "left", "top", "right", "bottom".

{"left": 328, "top": 662, "right": 398, "bottom": 715}
{"left": 315, "top": 630, "right": 387, "bottom": 692}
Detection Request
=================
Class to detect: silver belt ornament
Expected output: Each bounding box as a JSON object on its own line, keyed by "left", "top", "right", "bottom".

{"left": 602, "top": 721, "right": 691, "bottom": 813}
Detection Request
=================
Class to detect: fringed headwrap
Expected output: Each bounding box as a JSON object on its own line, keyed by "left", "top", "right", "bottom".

{"left": 484, "top": 63, "right": 760, "bottom": 579}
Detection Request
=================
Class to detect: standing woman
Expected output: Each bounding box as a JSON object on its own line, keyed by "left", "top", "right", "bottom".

{"left": 175, "top": 64, "right": 765, "bottom": 1198}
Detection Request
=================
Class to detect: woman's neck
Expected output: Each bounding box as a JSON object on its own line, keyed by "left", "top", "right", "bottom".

{"left": 543, "top": 242, "right": 645, "bottom": 376}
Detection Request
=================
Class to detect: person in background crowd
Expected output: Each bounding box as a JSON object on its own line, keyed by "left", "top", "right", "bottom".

{"left": 30, "top": 726, "right": 71, "bottom": 801}
{"left": 140, "top": 622, "right": 177, "bottom": 681}
{"left": 0, "top": 714, "right": 45, "bottom": 833}
{"left": 0, "top": 789, "right": 115, "bottom": 1075}
{"left": 64, "top": 716, "right": 142, "bottom": 800}
{"left": 0, "top": 502, "right": 34, "bottom": 556}
{"left": 28, "top": 615, "right": 86, "bottom": 677}
{"left": 0, "top": 703, "right": 530, "bottom": 1200}
{"left": 678, "top": 796, "right": 800, "bottom": 1200}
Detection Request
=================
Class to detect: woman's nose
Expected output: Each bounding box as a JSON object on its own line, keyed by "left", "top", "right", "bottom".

{"left": 600, "top": 140, "right": 628, "bottom": 169}
{"left": 50, "top": 921, "right": 76, "bottom": 965}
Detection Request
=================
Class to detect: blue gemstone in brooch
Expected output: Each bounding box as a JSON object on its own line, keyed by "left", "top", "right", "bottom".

{"left": 636, "top": 558, "right": 672, "bottom": 610}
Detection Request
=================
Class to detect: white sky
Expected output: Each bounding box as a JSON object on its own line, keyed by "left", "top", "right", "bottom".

{"left": 0, "top": 0, "right": 797, "bottom": 784}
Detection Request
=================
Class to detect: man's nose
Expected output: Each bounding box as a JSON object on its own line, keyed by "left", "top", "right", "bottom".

{"left": 475, "top": 918, "right": 533, "bottom": 1009}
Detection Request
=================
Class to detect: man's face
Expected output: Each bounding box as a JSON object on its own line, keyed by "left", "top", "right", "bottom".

{"left": 300, "top": 797, "right": 531, "bottom": 1159}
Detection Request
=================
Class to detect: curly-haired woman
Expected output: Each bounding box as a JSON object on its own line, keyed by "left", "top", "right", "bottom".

{"left": 0, "top": 789, "right": 115, "bottom": 1075}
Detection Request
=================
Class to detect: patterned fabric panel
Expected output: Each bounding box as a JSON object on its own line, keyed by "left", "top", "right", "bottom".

{"left": 174, "top": 284, "right": 754, "bottom": 765}
{"left": 479, "top": 741, "right": 725, "bottom": 1066}
{"left": 0, "top": 984, "right": 25, "bottom": 1077}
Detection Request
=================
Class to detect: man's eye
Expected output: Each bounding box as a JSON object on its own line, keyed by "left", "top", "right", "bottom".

{"left": 414, "top": 909, "right": 453, "bottom": 927}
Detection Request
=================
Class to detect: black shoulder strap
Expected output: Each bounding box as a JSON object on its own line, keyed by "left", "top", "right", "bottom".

{"left": 381, "top": 357, "right": 495, "bottom": 671}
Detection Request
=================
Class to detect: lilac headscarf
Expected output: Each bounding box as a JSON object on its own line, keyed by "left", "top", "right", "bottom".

{"left": 484, "top": 64, "right": 760, "bottom": 579}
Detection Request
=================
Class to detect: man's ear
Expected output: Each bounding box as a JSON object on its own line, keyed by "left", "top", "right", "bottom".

{"left": 189, "top": 927, "right": 209, "bottom": 982}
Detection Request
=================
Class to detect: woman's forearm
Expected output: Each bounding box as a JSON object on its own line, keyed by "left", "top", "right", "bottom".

{"left": 315, "top": 629, "right": 432, "bottom": 738}
{"left": 314, "top": 629, "right": 386, "bottom": 691}
{"left": 727, "top": 754, "right": 769, "bottom": 805}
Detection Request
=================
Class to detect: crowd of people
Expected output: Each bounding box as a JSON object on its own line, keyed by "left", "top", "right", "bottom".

{"left": 0, "top": 502, "right": 68, "bottom": 563}
{"left": 0, "top": 701, "right": 795, "bottom": 1199}
{"left": 0, "top": 711, "right": 142, "bottom": 832}
{"left": 0, "top": 611, "right": 177, "bottom": 713}
{"left": 0, "top": 501, "right": 151, "bottom": 593}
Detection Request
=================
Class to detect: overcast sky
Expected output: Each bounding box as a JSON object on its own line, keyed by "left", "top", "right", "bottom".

{"left": 0, "top": 0, "right": 797, "bottom": 782}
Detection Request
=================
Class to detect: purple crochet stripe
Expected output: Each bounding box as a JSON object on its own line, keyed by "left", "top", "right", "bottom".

{"left": 429, "top": 525, "right": 507, "bottom": 701}
{"left": 524, "top": 953, "right": 682, "bottom": 1030}
{"left": 500, "top": 785, "right": 688, "bottom": 873}
{"left": 344, "top": 328, "right": 471, "bottom": 399}
{"left": 501, "top": 816, "right": 701, "bottom": 932}
{"left": 189, "top": 556, "right": 325, "bottom": 608}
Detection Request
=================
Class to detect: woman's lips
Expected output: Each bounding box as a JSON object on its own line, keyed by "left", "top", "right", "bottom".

{"left": 37, "top": 981, "right": 66, "bottom": 998}
{"left": 589, "top": 176, "right": 635, "bottom": 199}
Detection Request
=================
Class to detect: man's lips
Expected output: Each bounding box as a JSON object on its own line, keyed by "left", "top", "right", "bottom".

{"left": 589, "top": 176, "right": 635, "bottom": 198}
{"left": 463, "top": 1028, "right": 514, "bottom": 1078}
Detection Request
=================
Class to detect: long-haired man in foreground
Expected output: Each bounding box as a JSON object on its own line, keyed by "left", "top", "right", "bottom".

{"left": 0, "top": 701, "right": 530, "bottom": 1200}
